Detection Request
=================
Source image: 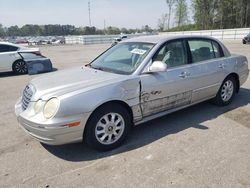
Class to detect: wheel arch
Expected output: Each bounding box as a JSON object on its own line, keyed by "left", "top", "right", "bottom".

{"left": 12, "top": 59, "right": 25, "bottom": 71}
{"left": 224, "top": 72, "right": 240, "bottom": 93}
{"left": 83, "top": 100, "right": 134, "bottom": 135}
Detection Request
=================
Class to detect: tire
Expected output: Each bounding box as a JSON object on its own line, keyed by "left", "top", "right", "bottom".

{"left": 12, "top": 60, "right": 28, "bottom": 74}
{"left": 84, "top": 103, "right": 132, "bottom": 151}
{"left": 213, "top": 76, "right": 236, "bottom": 106}
{"left": 243, "top": 40, "right": 246, "bottom": 44}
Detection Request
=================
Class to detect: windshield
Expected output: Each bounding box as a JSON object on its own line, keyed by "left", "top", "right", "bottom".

{"left": 90, "top": 42, "right": 155, "bottom": 74}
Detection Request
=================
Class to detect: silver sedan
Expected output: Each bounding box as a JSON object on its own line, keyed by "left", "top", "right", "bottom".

{"left": 15, "top": 35, "right": 249, "bottom": 151}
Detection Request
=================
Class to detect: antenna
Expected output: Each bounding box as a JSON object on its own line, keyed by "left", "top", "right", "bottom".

{"left": 88, "top": 1, "right": 92, "bottom": 26}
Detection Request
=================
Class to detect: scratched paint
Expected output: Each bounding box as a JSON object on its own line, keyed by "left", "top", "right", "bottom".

{"left": 141, "top": 91, "right": 192, "bottom": 117}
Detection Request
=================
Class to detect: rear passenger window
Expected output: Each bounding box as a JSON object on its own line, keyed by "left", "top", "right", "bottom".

{"left": 188, "top": 40, "right": 223, "bottom": 63}
{"left": 212, "top": 41, "right": 223, "bottom": 58}
{"left": 0, "top": 44, "right": 18, "bottom": 53}
{"left": 8, "top": 45, "right": 18, "bottom": 52}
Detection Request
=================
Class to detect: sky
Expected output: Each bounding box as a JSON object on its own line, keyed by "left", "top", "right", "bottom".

{"left": 0, "top": 0, "right": 192, "bottom": 29}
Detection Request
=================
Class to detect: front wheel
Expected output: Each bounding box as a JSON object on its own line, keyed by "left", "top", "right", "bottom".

{"left": 12, "top": 60, "right": 28, "bottom": 74}
{"left": 84, "top": 104, "right": 132, "bottom": 151}
{"left": 213, "top": 77, "right": 236, "bottom": 106}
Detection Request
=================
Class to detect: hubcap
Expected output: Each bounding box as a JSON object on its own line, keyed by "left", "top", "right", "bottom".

{"left": 95, "top": 113, "right": 125, "bottom": 145}
{"left": 15, "top": 61, "right": 27, "bottom": 73}
{"left": 221, "top": 80, "right": 234, "bottom": 102}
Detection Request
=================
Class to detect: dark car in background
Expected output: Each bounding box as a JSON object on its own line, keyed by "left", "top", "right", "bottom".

{"left": 242, "top": 33, "right": 250, "bottom": 44}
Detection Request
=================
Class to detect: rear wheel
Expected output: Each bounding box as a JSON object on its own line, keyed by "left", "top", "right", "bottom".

{"left": 213, "top": 76, "right": 236, "bottom": 106}
{"left": 13, "top": 60, "right": 28, "bottom": 74}
{"left": 84, "top": 104, "right": 132, "bottom": 151}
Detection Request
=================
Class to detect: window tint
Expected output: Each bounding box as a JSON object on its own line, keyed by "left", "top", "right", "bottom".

{"left": 19, "top": 52, "right": 43, "bottom": 60}
{"left": 212, "top": 41, "right": 223, "bottom": 58}
{"left": 153, "top": 40, "right": 188, "bottom": 68}
{"left": 0, "top": 44, "right": 18, "bottom": 53}
{"left": 188, "top": 40, "right": 223, "bottom": 63}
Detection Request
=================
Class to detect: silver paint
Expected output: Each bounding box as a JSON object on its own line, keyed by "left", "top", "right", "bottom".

{"left": 15, "top": 35, "right": 249, "bottom": 145}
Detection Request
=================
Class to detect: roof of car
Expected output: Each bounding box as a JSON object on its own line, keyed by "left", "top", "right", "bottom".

{"left": 0, "top": 41, "right": 15, "bottom": 45}
{"left": 0, "top": 41, "right": 27, "bottom": 49}
{"left": 122, "top": 35, "right": 218, "bottom": 44}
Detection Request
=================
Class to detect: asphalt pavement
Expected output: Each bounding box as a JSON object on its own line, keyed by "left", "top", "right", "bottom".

{"left": 0, "top": 41, "right": 249, "bottom": 188}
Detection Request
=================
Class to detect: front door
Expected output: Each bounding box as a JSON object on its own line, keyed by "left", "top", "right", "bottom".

{"left": 140, "top": 39, "right": 193, "bottom": 117}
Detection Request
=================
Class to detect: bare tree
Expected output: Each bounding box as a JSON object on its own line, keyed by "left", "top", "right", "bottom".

{"left": 158, "top": 14, "right": 168, "bottom": 31}
{"left": 166, "top": 0, "right": 176, "bottom": 29}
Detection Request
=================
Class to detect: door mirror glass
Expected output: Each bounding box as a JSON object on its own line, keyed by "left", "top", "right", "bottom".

{"left": 147, "top": 61, "right": 167, "bottom": 73}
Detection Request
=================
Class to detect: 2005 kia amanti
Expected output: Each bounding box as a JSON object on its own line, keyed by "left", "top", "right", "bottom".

{"left": 15, "top": 36, "right": 249, "bottom": 151}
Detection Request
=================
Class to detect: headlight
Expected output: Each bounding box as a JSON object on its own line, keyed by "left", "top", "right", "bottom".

{"left": 34, "top": 99, "right": 44, "bottom": 113}
{"left": 43, "top": 98, "right": 60, "bottom": 119}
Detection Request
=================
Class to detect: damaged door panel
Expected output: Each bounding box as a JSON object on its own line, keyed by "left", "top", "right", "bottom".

{"left": 141, "top": 90, "right": 192, "bottom": 116}
{"left": 120, "top": 78, "right": 143, "bottom": 122}
{"left": 140, "top": 68, "right": 193, "bottom": 117}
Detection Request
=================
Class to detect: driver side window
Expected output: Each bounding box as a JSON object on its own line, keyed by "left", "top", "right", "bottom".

{"left": 153, "top": 40, "right": 188, "bottom": 68}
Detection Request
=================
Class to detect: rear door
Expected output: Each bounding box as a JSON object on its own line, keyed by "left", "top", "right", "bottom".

{"left": 0, "top": 44, "right": 20, "bottom": 72}
{"left": 186, "top": 39, "right": 226, "bottom": 103}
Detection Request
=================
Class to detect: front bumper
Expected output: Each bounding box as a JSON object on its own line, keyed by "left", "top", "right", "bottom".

{"left": 15, "top": 99, "right": 91, "bottom": 145}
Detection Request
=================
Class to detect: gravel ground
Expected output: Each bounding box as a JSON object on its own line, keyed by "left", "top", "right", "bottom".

{"left": 0, "top": 40, "right": 249, "bottom": 188}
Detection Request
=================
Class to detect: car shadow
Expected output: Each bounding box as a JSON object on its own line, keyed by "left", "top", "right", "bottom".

{"left": 43, "top": 88, "right": 250, "bottom": 162}
{"left": 0, "top": 71, "right": 22, "bottom": 78}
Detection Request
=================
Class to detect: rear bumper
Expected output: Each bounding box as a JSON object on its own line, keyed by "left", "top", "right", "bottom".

{"left": 26, "top": 58, "right": 53, "bottom": 75}
{"left": 239, "top": 69, "right": 249, "bottom": 86}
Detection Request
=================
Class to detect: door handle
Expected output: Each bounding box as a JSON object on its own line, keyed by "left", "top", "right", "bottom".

{"left": 179, "top": 72, "right": 190, "bottom": 78}
{"left": 218, "top": 64, "right": 225, "bottom": 69}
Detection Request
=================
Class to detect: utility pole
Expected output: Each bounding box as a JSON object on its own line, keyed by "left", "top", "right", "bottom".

{"left": 88, "top": 0, "right": 92, "bottom": 27}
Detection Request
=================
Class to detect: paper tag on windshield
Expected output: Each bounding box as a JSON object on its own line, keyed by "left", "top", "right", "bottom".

{"left": 131, "top": 48, "right": 147, "bottom": 55}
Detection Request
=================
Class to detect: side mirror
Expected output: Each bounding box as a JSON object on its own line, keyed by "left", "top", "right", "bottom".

{"left": 147, "top": 61, "right": 167, "bottom": 73}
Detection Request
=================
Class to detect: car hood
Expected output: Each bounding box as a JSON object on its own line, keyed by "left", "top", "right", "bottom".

{"left": 30, "top": 66, "right": 126, "bottom": 101}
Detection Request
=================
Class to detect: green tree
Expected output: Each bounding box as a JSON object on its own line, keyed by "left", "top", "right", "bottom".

{"left": 0, "top": 24, "right": 6, "bottom": 37}
{"left": 106, "top": 26, "right": 121, "bottom": 35}
{"left": 120, "top": 28, "right": 129, "bottom": 34}
{"left": 193, "top": 0, "right": 250, "bottom": 30}
{"left": 7, "top": 25, "right": 19, "bottom": 36}
{"left": 175, "top": 0, "right": 189, "bottom": 27}
{"left": 192, "top": 0, "right": 216, "bottom": 30}
{"left": 141, "top": 25, "right": 153, "bottom": 33}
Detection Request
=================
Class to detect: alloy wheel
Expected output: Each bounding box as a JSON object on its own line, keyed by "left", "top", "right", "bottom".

{"left": 95, "top": 113, "right": 125, "bottom": 145}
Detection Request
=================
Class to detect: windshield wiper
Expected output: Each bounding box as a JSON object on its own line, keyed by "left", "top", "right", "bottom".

{"left": 85, "top": 64, "right": 104, "bottom": 71}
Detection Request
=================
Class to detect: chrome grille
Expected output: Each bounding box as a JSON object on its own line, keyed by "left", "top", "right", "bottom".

{"left": 22, "top": 85, "right": 34, "bottom": 110}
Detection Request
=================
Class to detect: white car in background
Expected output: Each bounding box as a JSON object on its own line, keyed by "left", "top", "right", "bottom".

{"left": 0, "top": 42, "right": 42, "bottom": 74}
